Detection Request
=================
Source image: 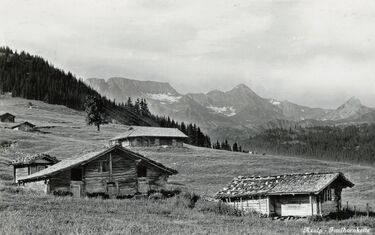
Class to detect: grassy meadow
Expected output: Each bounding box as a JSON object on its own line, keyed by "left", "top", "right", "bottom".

{"left": 1, "top": 96, "right": 375, "bottom": 234}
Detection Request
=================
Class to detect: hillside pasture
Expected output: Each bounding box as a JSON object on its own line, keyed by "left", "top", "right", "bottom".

{"left": 1, "top": 97, "right": 375, "bottom": 234}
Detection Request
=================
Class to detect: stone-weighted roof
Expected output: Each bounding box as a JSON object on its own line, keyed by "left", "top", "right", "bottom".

{"left": 11, "top": 153, "right": 59, "bottom": 166}
{"left": 215, "top": 172, "right": 354, "bottom": 199}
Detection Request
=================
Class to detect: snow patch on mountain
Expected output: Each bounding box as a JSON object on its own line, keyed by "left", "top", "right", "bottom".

{"left": 146, "top": 93, "right": 182, "bottom": 103}
{"left": 207, "top": 105, "right": 236, "bottom": 117}
{"left": 269, "top": 99, "right": 280, "bottom": 106}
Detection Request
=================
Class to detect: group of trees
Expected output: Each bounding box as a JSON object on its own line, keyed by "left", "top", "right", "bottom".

{"left": 154, "top": 116, "right": 211, "bottom": 148}
{"left": 117, "top": 98, "right": 151, "bottom": 117}
{"left": 212, "top": 140, "right": 243, "bottom": 152}
{"left": 247, "top": 124, "right": 375, "bottom": 165}
{"left": 0, "top": 46, "right": 212, "bottom": 148}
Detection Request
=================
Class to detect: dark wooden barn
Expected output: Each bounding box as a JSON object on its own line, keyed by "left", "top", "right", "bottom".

{"left": 16, "top": 145, "right": 177, "bottom": 198}
{"left": 110, "top": 126, "right": 188, "bottom": 147}
{"left": 11, "top": 121, "right": 35, "bottom": 131}
{"left": 0, "top": 112, "right": 15, "bottom": 123}
{"left": 215, "top": 172, "right": 354, "bottom": 217}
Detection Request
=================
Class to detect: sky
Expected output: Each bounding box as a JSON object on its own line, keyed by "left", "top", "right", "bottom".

{"left": 1, "top": 0, "right": 374, "bottom": 108}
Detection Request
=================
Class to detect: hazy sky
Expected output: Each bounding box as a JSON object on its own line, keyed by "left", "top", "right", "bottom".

{"left": 1, "top": 0, "right": 374, "bottom": 108}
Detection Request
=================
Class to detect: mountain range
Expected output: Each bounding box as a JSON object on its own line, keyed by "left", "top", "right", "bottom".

{"left": 86, "top": 77, "right": 375, "bottom": 142}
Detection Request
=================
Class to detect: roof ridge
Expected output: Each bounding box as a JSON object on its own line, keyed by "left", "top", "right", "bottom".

{"left": 236, "top": 172, "right": 339, "bottom": 179}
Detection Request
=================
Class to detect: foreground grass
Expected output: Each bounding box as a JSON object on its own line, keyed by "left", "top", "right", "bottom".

{"left": 0, "top": 186, "right": 374, "bottom": 235}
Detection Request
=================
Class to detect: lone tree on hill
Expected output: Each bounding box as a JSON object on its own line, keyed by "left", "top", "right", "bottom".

{"left": 84, "top": 95, "right": 104, "bottom": 131}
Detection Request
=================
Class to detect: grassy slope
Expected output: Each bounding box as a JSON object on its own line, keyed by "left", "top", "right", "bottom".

{"left": 1, "top": 96, "right": 374, "bottom": 234}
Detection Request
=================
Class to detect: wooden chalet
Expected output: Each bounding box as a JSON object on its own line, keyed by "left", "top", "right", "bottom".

{"left": 215, "top": 172, "right": 354, "bottom": 217}
{"left": 110, "top": 126, "right": 188, "bottom": 147}
{"left": 16, "top": 145, "right": 178, "bottom": 198}
{"left": 0, "top": 112, "right": 15, "bottom": 123}
{"left": 11, "top": 121, "right": 36, "bottom": 131}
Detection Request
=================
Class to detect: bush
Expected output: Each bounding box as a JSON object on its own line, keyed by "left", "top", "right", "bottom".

{"left": 53, "top": 190, "right": 73, "bottom": 197}
{"left": 148, "top": 192, "right": 165, "bottom": 200}
{"left": 160, "top": 188, "right": 182, "bottom": 198}
{"left": 0, "top": 140, "right": 13, "bottom": 148}
{"left": 0, "top": 186, "right": 27, "bottom": 194}
{"left": 172, "top": 192, "right": 200, "bottom": 209}
{"left": 0, "top": 173, "right": 13, "bottom": 181}
{"left": 308, "top": 215, "right": 324, "bottom": 222}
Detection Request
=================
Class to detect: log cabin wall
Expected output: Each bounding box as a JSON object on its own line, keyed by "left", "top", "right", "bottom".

{"left": 123, "top": 137, "right": 184, "bottom": 147}
{"left": 319, "top": 186, "right": 341, "bottom": 216}
{"left": 226, "top": 197, "right": 270, "bottom": 215}
{"left": 272, "top": 195, "right": 318, "bottom": 217}
{"left": 83, "top": 149, "right": 138, "bottom": 196}
{"left": 14, "top": 166, "right": 28, "bottom": 183}
{"left": 49, "top": 170, "right": 71, "bottom": 192}
{"left": 14, "top": 162, "right": 50, "bottom": 183}
{"left": 146, "top": 165, "right": 168, "bottom": 191}
{"left": 23, "top": 181, "right": 48, "bottom": 193}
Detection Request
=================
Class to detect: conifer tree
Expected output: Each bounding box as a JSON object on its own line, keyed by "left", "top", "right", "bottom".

{"left": 84, "top": 95, "right": 104, "bottom": 131}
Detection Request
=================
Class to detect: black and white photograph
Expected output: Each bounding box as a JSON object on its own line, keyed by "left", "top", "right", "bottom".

{"left": 0, "top": 0, "right": 374, "bottom": 234}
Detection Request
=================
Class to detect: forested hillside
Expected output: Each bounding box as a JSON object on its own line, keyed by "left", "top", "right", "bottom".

{"left": 247, "top": 124, "right": 375, "bottom": 165}
{"left": 0, "top": 46, "right": 211, "bottom": 147}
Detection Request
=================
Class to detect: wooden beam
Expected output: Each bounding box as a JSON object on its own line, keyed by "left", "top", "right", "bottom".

{"left": 13, "top": 167, "right": 16, "bottom": 183}
{"left": 310, "top": 195, "right": 313, "bottom": 216}
{"left": 109, "top": 153, "right": 113, "bottom": 182}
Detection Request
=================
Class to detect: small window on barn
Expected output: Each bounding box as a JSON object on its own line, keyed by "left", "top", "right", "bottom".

{"left": 331, "top": 188, "right": 335, "bottom": 201}
{"left": 29, "top": 166, "right": 38, "bottom": 174}
{"left": 137, "top": 165, "right": 147, "bottom": 177}
{"left": 37, "top": 165, "right": 46, "bottom": 172}
{"left": 98, "top": 160, "right": 110, "bottom": 172}
{"left": 71, "top": 168, "right": 83, "bottom": 181}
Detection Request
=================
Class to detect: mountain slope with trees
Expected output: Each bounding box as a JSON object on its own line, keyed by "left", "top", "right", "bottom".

{"left": 246, "top": 124, "right": 375, "bottom": 165}
{"left": 0, "top": 46, "right": 211, "bottom": 147}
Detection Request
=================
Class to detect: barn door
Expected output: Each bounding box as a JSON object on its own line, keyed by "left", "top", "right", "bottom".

{"left": 107, "top": 183, "right": 117, "bottom": 199}
{"left": 71, "top": 185, "right": 80, "bottom": 198}
{"left": 138, "top": 178, "right": 150, "bottom": 194}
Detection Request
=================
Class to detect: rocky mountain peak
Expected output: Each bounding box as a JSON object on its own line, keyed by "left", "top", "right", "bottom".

{"left": 341, "top": 96, "right": 362, "bottom": 108}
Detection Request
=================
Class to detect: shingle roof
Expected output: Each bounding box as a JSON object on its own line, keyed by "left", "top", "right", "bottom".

{"left": 17, "top": 145, "right": 177, "bottom": 182}
{"left": 110, "top": 126, "right": 188, "bottom": 141}
{"left": 11, "top": 153, "right": 59, "bottom": 166}
{"left": 215, "top": 172, "right": 354, "bottom": 199}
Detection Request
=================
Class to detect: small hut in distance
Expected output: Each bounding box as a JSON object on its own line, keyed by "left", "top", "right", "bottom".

{"left": 110, "top": 126, "right": 188, "bottom": 147}
{"left": 0, "top": 113, "right": 15, "bottom": 123}
{"left": 215, "top": 172, "right": 354, "bottom": 217}
{"left": 11, "top": 121, "right": 36, "bottom": 131}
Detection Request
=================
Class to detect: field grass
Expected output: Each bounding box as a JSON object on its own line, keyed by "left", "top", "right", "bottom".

{"left": 1, "top": 96, "right": 375, "bottom": 234}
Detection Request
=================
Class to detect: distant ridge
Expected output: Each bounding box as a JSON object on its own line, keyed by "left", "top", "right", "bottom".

{"left": 86, "top": 76, "right": 375, "bottom": 145}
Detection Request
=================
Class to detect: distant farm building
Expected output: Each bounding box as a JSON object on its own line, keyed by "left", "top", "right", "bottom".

{"left": 11, "top": 154, "right": 59, "bottom": 184}
{"left": 215, "top": 172, "right": 354, "bottom": 217}
{"left": 0, "top": 113, "right": 15, "bottom": 123}
{"left": 110, "top": 126, "right": 188, "bottom": 147}
{"left": 16, "top": 145, "right": 177, "bottom": 198}
{"left": 11, "top": 121, "right": 36, "bottom": 131}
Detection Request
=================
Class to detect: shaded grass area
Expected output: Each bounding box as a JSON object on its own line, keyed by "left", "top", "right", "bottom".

{"left": 0, "top": 187, "right": 374, "bottom": 235}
